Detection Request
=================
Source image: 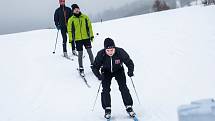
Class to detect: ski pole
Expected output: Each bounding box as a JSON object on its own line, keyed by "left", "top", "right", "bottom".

{"left": 91, "top": 82, "right": 102, "bottom": 111}
{"left": 53, "top": 29, "right": 59, "bottom": 54}
{"left": 130, "top": 77, "right": 141, "bottom": 105}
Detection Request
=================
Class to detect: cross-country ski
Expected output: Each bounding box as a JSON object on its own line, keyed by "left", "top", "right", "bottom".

{"left": 77, "top": 68, "right": 91, "bottom": 88}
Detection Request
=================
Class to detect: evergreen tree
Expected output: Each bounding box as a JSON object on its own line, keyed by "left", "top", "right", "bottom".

{"left": 153, "top": 0, "right": 170, "bottom": 12}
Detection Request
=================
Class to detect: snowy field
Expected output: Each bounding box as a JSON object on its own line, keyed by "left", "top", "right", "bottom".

{"left": 0, "top": 5, "right": 215, "bottom": 121}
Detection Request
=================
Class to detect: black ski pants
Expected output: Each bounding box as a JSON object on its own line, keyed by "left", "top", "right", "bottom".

{"left": 60, "top": 27, "right": 75, "bottom": 52}
{"left": 101, "top": 69, "right": 133, "bottom": 109}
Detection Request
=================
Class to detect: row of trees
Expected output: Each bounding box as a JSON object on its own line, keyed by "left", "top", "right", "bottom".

{"left": 91, "top": 0, "right": 172, "bottom": 22}
{"left": 90, "top": 0, "right": 201, "bottom": 22}
{"left": 91, "top": 0, "right": 151, "bottom": 22}
{"left": 152, "top": 0, "right": 170, "bottom": 12}
{"left": 202, "top": 0, "right": 215, "bottom": 5}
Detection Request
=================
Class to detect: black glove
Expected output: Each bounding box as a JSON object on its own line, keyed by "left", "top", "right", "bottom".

{"left": 90, "top": 36, "right": 94, "bottom": 42}
{"left": 98, "top": 74, "right": 104, "bottom": 81}
{"left": 69, "top": 40, "right": 74, "bottom": 45}
{"left": 127, "top": 71, "right": 134, "bottom": 77}
{"left": 56, "top": 25, "right": 61, "bottom": 30}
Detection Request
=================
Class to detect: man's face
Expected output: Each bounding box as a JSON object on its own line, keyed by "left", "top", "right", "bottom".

{"left": 73, "top": 8, "right": 80, "bottom": 14}
{"left": 59, "top": 0, "right": 65, "bottom": 5}
{"left": 105, "top": 48, "right": 115, "bottom": 57}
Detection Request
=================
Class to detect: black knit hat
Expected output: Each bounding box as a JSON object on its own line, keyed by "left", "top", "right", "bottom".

{"left": 71, "top": 4, "right": 79, "bottom": 11}
{"left": 104, "top": 38, "right": 115, "bottom": 49}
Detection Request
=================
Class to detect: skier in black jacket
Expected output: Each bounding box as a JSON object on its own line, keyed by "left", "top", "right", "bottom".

{"left": 54, "top": 0, "right": 76, "bottom": 57}
{"left": 92, "top": 38, "right": 135, "bottom": 119}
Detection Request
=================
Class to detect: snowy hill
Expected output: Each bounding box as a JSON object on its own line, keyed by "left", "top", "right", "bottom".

{"left": 0, "top": 5, "right": 215, "bottom": 121}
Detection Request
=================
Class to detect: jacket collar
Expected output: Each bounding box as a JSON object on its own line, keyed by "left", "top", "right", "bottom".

{"left": 60, "top": 5, "right": 66, "bottom": 8}
{"left": 73, "top": 12, "right": 82, "bottom": 18}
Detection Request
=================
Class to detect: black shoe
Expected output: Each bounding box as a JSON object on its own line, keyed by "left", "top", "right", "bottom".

{"left": 90, "top": 64, "right": 93, "bottom": 70}
{"left": 126, "top": 105, "right": 136, "bottom": 117}
{"left": 79, "top": 67, "right": 85, "bottom": 77}
{"left": 104, "top": 107, "right": 111, "bottom": 119}
{"left": 72, "top": 50, "right": 78, "bottom": 56}
{"left": 63, "top": 52, "right": 69, "bottom": 58}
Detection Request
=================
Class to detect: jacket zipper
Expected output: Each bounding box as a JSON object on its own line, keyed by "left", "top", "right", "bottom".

{"left": 62, "top": 6, "right": 67, "bottom": 26}
{"left": 78, "top": 18, "right": 83, "bottom": 40}
{"left": 110, "top": 57, "right": 113, "bottom": 73}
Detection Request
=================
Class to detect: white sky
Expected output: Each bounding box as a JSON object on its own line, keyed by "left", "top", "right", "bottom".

{"left": 66, "top": 0, "right": 137, "bottom": 14}
{"left": 0, "top": 0, "right": 140, "bottom": 34}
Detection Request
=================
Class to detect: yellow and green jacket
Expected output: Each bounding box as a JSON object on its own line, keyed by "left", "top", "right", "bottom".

{"left": 67, "top": 14, "right": 94, "bottom": 43}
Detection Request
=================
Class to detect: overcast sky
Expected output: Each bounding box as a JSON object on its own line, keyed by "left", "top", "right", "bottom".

{"left": 0, "top": 0, "right": 150, "bottom": 34}
{"left": 68, "top": 0, "right": 137, "bottom": 14}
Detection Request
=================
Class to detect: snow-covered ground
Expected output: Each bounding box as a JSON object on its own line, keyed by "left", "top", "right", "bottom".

{"left": 0, "top": 5, "right": 215, "bottom": 121}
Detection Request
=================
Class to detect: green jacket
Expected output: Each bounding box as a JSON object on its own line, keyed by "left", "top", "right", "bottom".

{"left": 67, "top": 14, "right": 94, "bottom": 43}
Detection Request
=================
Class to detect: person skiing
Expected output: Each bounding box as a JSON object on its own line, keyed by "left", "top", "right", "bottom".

{"left": 91, "top": 38, "right": 135, "bottom": 119}
{"left": 54, "top": 0, "right": 77, "bottom": 58}
{"left": 67, "top": 4, "right": 94, "bottom": 76}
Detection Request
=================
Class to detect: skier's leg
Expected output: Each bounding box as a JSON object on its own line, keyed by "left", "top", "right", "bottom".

{"left": 76, "top": 41, "right": 84, "bottom": 69}
{"left": 61, "top": 28, "right": 67, "bottom": 53}
{"left": 115, "top": 70, "right": 135, "bottom": 116}
{"left": 102, "top": 74, "right": 112, "bottom": 119}
{"left": 78, "top": 51, "right": 83, "bottom": 68}
{"left": 115, "top": 69, "right": 135, "bottom": 117}
{"left": 71, "top": 39, "right": 77, "bottom": 55}
{"left": 115, "top": 70, "right": 133, "bottom": 106}
{"left": 101, "top": 72, "right": 112, "bottom": 109}
{"left": 71, "top": 39, "right": 76, "bottom": 51}
{"left": 86, "top": 48, "right": 94, "bottom": 65}
{"left": 84, "top": 39, "right": 94, "bottom": 65}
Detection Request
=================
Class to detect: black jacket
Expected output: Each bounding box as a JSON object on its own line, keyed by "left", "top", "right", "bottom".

{"left": 54, "top": 5, "right": 72, "bottom": 29}
{"left": 92, "top": 47, "right": 134, "bottom": 78}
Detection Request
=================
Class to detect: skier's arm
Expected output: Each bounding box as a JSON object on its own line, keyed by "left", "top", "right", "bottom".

{"left": 92, "top": 51, "right": 103, "bottom": 78}
{"left": 121, "top": 49, "right": 134, "bottom": 73}
{"left": 86, "top": 16, "right": 94, "bottom": 39}
{"left": 68, "top": 8, "right": 73, "bottom": 19}
{"left": 54, "top": 10, "right": 59, "bottom": 27}
{"left": 67, "top": 18, "right": 73, "bottom": 43}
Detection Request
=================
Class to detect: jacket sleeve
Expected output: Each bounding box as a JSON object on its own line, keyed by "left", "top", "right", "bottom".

{"left": 68, "top": 8, "right": 73, "bottom": 20}
{"left": 86, "top": 16, "right": 94, "bottom": 38}
{"left": 54, "top": 9, "right": 59, "bottom": 27}
{"left": 120, "top": 48, "right": 134, "bottom": 73}
{"left": 67, "top": 17, "right": 73, "bottom": 43}
{"left": 92, "top": 50, "right": 104, "bottom": 78}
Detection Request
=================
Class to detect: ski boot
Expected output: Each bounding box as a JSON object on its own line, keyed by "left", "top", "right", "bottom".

{"left": 63, "top": 52, "right": 69, "bottom": 58}
{"left": 104, "top": 107, "right": 111, "bottom": 119}
{"left": 90, "top": 64, "right": 93, "bottom": 70}
{"left": 126, "top": 105, "right": 136, "bottom": 117}
{"left": 72, "top": 50, "right": 78, "bottom": 56}
{"left": 79, "top": 67, "right": 85, "bottom": 77}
